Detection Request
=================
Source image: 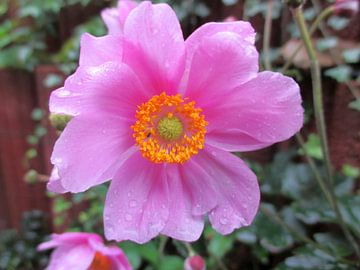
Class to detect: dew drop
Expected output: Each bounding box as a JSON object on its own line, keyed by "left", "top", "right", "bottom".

{"left": 129, "top": 200, "right": 137, "bottom": 208}
{"left": 57, "top": 90, "right": 71, "bottom": 97}
{"left": 220, "top": 217, "right": 228, "bottom": 225}
{"left": 125, "top": 214, "right": 132, "bottom": 221}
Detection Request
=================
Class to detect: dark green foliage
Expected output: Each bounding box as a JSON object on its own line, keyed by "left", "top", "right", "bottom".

{"left": 0, "top": 211, "right": 50, "bottom": 270}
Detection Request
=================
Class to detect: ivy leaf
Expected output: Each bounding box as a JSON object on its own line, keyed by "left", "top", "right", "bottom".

{"left": 348, "top": 99, "right": 360, "bottom": 112}
{"left": 327, "top": 16, "right": 350, "bottom": 30}
{"left": 299, "top": 133, "right": 323, "bottom": 160}
{"left": 222, "top": 0, "right": 238, "bottom": 6}
{"left": 343, "top": 48, "right": 360, "bottom": 64}
{"left": 314, "top": 233, "right": 352, "bottom": 258}
{"left": 324, "top": 65, "right": 352, "bottom": 83}
{"left": 208, "top": 232, "right": 235, "bottom": 258}
{"left": 316, "top": 37, "right": 338, "bottom": 52}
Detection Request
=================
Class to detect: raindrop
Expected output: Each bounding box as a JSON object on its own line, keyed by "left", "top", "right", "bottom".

{"left": 125, "top": 214, "right": 132, "bottom": 221}
{"left": 220, "top": 217, "right": 228, "bottom": 225}
{"left": 129, "top": 200, "right": 137, "bottom": 208}
{"left": 57, "top": 90, "right": 71, "bottom": 97}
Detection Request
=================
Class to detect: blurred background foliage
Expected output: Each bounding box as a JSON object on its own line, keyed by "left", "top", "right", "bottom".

{"left": 0, "top": 0, "right": 359, "bottom": 269}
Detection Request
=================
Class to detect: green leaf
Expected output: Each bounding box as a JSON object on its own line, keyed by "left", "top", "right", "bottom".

{"left": 314, "top": 233, "right": 352, "bottom": 257}
{"left": 208, "top": 231, "right": 235, "bottom": 258}
{"left": 222, "top": 0, "right": 238, "bottom": 6}
{"left": 343, "top": 48, "right": 360, "bottom": 64}
{"left": 159, "top": 256, "right": 183, "bottom": 270}
{"left": 31, "top": 108, "right": 44, "bottom": 121}
{"left": 281, "top": 164, "right": 315, "bottom": 200}
{"left": 341, "top": 164, "right": 360, "bottom": 178}
{"left": 255, "top": 204, "right": 294, "bottom": 252}
{"left": 236, "top": 229, "right": 257, "bottom": 244}
{"left": 299, "top": 133, "right": 323, "bottom": 160}
{"left": 325, "top": 65, "right": 352, "bottom": 83}
{"left": 25, "top": 148, "right": 37, "bottom": 159}
{"left": 43, "top": 74, "right": 62, "bottom": 88}
{"left": 348, "top": 99, "right": 360, "bottom": 112}
{"left": 327, "top": 16, "right": 350, "bottom": 30}
{"left": 316, "top": 37, "right": 338, "bottom": 52}
{"left": 339, "top": 196, "right": 360, "bottom": 237}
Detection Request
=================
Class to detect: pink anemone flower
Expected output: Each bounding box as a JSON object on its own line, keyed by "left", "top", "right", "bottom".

{"left": 37, "top": 232, "right": 131, "bottom": 270}
{"left": 334, "top": 0, "right": 359, "bottom": 13}
{"left": 49, "top": 1, "right": 303, "bottom": 243}
{"left": 101, "top": 0, "right": 138, "bottom": 35}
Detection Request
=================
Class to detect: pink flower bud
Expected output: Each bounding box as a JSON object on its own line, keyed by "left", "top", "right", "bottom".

{"left": 184, "top": 255, "right": 206, "bottom": 270}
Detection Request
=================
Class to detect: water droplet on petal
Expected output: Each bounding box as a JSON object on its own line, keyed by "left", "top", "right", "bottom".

{"left": 129, "top": 200, "right": 137, "bottom": 208}
{"left": 125, "top": 214, "right": 132, "bottom": 221}
{"left": 220, "top": 217, "right": 228, "bottom": 225}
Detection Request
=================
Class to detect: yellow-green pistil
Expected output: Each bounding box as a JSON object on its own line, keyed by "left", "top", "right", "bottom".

{"left": 157, "top": 115, "right": 183, "bottom": 141}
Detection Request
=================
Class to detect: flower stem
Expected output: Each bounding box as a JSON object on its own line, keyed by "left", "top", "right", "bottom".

{"left": 263, "top": 0, "right": 273, "bottom": 70}
{"left": 281, "top": 6, "right": 334, "bottom": 73}
{"left": 295, "top": 133, "right": 332, "bottom": 202}
{"left": 292, "top": 6, "right": 360, "bottom": 259}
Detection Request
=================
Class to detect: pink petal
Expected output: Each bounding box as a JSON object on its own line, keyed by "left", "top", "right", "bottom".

{"left": 38, "top": 233, "right": 102, "bottom": 251}
{"left": 206, "top": 71, "right": 304, "bottom": 152}
{"left": 45, "top": 245, "right": 95, "bottom": 270}
{"left": 181, "top": 160, "right": 218, "bottom": 216}
{"left": 184, "top": 21, "right": 255, "bottom": 70}
{"left": 47, "top": 166, "right": 66, "bottom": 194}
{"left": 49, "top": 62, "right": 148, "bottom": 117}
{"left": 160, "top": 165, "right": 204, "bottom": 242}
{"left": 123, "top": 1, "right": 185, "bottom": 95}
{"left": 79, "top": 33, "right": 122, "bottom": 67}
{"left": 101, "top": 0, "right": 138, "bottom": 35}
{"left": 107, "top": 248, "right": 132, "bottom": 270}
{"left": 104, "top": 151, "right": 169, "bottom": 244}
{"left": 191, "top": 145, "right": 260, "bottom": 235}
{"left": 182, "top": 31, "right": 258, "bottom": 105}
{"left": 51, "top": 114, "right": 136, "bottom": 193}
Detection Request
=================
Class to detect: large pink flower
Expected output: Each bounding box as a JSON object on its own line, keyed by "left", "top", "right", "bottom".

{"left": 49, "top": 1, "right": 303, "bottom": 243}
{"left": 38, "top": 232, "right": 131, "bottom": 270}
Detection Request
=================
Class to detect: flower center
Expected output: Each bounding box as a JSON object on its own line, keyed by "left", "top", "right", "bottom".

{"left": 132, "top": 92, "right": 207, "bottom": 164}
{"left": 88, "top": 252, "right": 112, "bottom": 270}
{"left": 157, "top": 115, "right": 183, "bottom": 141}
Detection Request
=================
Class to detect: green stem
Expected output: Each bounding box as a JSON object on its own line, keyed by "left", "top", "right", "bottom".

{"left": 281, "top": 6, "right": 334, "bottom": 73}
{"left": 261, "top": 206, "right": 356, "bottom": 266}
{"left": 184, "top": 242, "right": 195, "bottom": 257}
{"left": 263, "top": 0, "right": 273, "bottom": 70}
{"left": 295, "top": 133, "right": 332, "bottom": 202}
{"left": 158, "top": 236, "right": 168, "bottom": 260}
{"left": 292, "top": 7, "right": 360, "bottom": 259}
{"left": 311, "top": 0, "right": 360, "bottom": 100}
